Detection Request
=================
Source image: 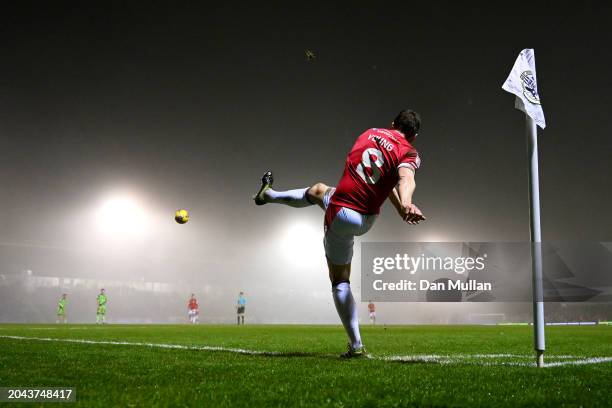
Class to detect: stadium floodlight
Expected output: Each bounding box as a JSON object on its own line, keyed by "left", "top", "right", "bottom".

{"left": 502, "top": 49, "right": 546, "bottom": 368}
{"left": 95, "top": 194, "right": 149, "bottom": 240}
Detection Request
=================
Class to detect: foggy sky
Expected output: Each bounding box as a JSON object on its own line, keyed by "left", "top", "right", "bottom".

{"left": 1, "top": 2, "right": 611, "bottom": 322}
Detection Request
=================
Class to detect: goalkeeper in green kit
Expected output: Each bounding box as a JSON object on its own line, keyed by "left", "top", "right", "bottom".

{"left": 96, "top": 288, "right": 107, "bottom": 324}
{"left": 56, "top": 293, "right": 68, "bottom": 324}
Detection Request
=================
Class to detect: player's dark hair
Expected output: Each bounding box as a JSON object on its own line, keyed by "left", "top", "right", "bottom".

{"left": 393, "top": 110, "right": 421, "bottom": 138}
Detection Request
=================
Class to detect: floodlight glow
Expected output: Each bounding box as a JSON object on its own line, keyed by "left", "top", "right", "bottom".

{"left": 95, "top": 195, "right": 149, "bottom": 239}
{"left": 280, "top": 222, "right": 323, "bottom": 265}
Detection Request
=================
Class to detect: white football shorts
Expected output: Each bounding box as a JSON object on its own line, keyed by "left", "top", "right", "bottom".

{"left": 323, "top": 188, "right": 377, "bottom": 265}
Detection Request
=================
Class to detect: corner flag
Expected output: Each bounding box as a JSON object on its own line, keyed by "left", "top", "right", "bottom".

{"left": 502, "top": 48, "right": 546, "bottom": 129}
{"left": 502, "top": 48, "right": 546, "bottom": 367}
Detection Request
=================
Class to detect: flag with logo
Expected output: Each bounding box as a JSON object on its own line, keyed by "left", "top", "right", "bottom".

{"left": 502, "top": 49, "right": 546, "bottom": 129}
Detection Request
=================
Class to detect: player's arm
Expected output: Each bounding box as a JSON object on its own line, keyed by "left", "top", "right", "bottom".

{"left": 388, "top": 185, "right": 403, "bottom": 215}
{"left": 388, "top": 167, "right": 425, "bottom": 224}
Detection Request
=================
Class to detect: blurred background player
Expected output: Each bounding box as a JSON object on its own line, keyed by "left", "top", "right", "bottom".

{"left": 187, "top": 293, "right": 199, "bottom": 324}
{"left": 96, "top": 288, "right": 107, "bottom": 324}
{"left": 253, "top": 110, "right": 424, "bottom": 358}
{"left": 236, "top": 291, "right": 246, "bottom": 325}
{"left": 56, "top": 293, "right": 68, "bottom": 324}
{"left": 368, "top": 300, "right": 376, "bottom": 325}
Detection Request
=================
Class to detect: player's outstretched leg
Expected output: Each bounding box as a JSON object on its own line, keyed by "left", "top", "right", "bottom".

{"left": 253, "top": 171, "right": 329, "bottom": 209}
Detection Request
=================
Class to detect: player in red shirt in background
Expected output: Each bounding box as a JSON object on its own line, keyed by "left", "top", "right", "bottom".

{"left": 187, "top": 293, "right": 199, "bottom": 324}
{"left": 254, "top": 110, "right": 425, "bottom": 358}
{"left": 368, "top": 301, "right": 376, "bottom": 325}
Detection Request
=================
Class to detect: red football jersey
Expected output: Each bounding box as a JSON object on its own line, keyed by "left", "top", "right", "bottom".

{"left": 188, "top": 298, "right": 198, "bottom": 310}
{"left": 331, "top": 128, "right": 420, "bottom": 215}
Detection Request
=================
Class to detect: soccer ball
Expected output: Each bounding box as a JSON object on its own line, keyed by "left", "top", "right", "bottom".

{"left": 175, "top": 209, "right": 189, "bottom": 224}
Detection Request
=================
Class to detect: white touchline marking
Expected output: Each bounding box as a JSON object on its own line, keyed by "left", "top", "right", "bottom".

{"left": 378, "top": 355, "right": 612, "bottom": 367}
{"left": 0, "top": 335, "right": 282, "bottom": 356}
{"left": 1, "top": 335, "right": 611, "bottom": 367}
{"left": 379, "top": 353, "right": 579, "bottom": 360}
{"left": 542, "top": 357, "right": 612, "bottom": 367}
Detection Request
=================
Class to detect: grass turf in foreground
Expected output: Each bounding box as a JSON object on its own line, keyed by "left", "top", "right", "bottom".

{"left": 0, "top": 324, "right": 610, "bottom": 407}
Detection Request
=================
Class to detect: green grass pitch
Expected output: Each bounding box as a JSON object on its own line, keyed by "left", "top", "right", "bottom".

{"left": 0, "top": 324, "right": 611, "bottom": 407}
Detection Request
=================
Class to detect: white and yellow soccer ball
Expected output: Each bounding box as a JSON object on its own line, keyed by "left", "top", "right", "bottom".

{"left": 175, "top": 209, "right": 189, "bottom": 224}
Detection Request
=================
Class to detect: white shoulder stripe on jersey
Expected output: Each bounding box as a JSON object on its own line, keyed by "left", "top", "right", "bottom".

{"left": 397, "top": 163, "right": 416, "bottom": 172}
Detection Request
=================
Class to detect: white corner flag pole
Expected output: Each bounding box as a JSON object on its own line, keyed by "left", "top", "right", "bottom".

{"left": 526, "top": 114, "right": 546, "bottom": 368}
{"left": 502, "top": 49, "right": 547, "bottom": 368}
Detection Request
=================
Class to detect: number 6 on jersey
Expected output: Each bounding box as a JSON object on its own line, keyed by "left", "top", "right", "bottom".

{"left": 356, "top": 148, "right": 385, "bottom": 184}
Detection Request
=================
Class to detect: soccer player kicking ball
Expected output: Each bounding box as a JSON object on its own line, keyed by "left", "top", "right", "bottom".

{"left": 253, "top": 110, "right": 425, "bottom": 358}
{"left": 96, "top": 288, "right": 107, "bottom": 324}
